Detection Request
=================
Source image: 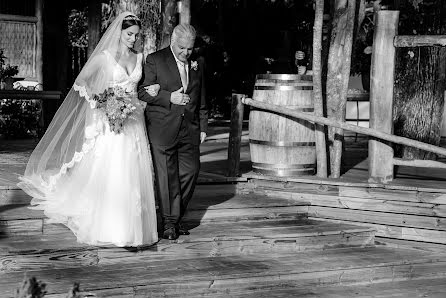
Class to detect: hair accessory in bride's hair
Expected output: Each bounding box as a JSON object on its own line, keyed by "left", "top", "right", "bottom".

{"left": 124, "top": 14, "right": 140, "bottom": 22}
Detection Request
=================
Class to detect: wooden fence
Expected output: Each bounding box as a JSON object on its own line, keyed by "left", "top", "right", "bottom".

{"left": 228, "top": 10, "right": 446, "bottom": 184}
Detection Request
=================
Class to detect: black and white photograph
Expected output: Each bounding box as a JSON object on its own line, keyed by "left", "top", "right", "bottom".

{"left": 1, "top": 0, "right": 446, "bottom": 297}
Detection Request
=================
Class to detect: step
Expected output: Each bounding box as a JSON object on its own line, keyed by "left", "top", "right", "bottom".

{"left": 1, "top": 246, "right": 445, "bottom": 297}
{"left": 0, "top": 187, "right": 31, "bottom": 206}
{"left": 0, "top": 219, "right": 375, "bottom": 273}
{"left": 240, "top": 178, "right": 446, "bottom": 244}
{"left": 0, "top": 192, "right": 310, "bottom": 236}
{"left": 0, "top": 178, "right": 247, "bottom": 207}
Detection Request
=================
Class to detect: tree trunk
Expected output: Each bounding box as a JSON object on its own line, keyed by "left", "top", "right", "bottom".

{"left": 138, "top": 0, "right": 161, "bottom": 55}
{"left": 393, "top": 0, "right": 446, "bottom": 160}
{"left": 313, "top": 0, "right": 328, "bottom": 178}
{"left": 159, "top": 0, "right": 177, "bottom": 49}
{"left": 179, "top": 0, "right": 190, "bottom": 24}
{"left": 326, "top": 0, "right": 356, "bottom": 178}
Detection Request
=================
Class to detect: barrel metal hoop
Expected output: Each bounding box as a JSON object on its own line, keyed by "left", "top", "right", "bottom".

{"left": 252, "top": 162, "right": 316, "bottom": 169}
{"left": 254, "top": 86, "right": 313, "bottom": 91}
{"left": 252, "top": 168, "right": 315, "bottom": 176}
{"left": 255, "top": 79, "right": 313, "bottom": 85}
{"left": 249, "top": 139, "right": 316, "bottom": 147}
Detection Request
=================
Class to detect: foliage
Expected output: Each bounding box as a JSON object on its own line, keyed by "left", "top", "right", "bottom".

{"left": 1, "top": 65, "right": 19, "bottom": 79}
{"left": 0, "top": 99, "right": 41, "bottom": 139}
{"left": 14, "top": 275, "right": 82, "bottom": 298}
{"left": 69, "top": 1, "right": 161, "bottom": 54}
{"left": 0, "top": 48, "right": 19, "bottom": 80}
{"left": 15, "top": 276, "right": 47, "bottom": 298}
{"left": 409, "top": 0, "right": 424, "bottom": 9}
{"left": 0, "top": 49, "right": 5, "bottom": 65}
{"left": 68, "top": 9, "right": 88, "bottom": 47}
{"left": 138, "top": 0, "right": 161, "bottom": 37}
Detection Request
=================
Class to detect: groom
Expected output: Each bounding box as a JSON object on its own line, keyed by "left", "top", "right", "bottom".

{"left": 138, "top": 24, "right": 208, "bottom": 240}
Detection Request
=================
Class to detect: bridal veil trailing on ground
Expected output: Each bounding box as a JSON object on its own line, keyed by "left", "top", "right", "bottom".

{"left": 18, "top": 12, "right": 158, "bottom": 247}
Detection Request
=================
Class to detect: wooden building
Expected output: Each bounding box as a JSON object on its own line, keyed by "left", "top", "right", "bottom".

{"left": 0, "top": 0, "right": 43, "bottom": 84}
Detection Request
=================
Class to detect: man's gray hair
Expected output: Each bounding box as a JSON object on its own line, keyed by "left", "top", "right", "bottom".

{"left": 171, "top": 24, "right": 196, "bottom": 43}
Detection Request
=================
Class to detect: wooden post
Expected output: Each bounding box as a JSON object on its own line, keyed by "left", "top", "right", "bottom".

{"left": 179, "top": 0, "right": 191, "bottom": 24}
{"left": 368, "top": 10, "right": 399, "bottom": 183}
{"left": 88, "top": 0, "right": 102, "bottom": 58}
{"left": 227, "top": 94, "right": 245, "bottom": 177}
{"left": 35, "top": 0, "right": 43, "bottom": 86}
{"left": 312, "top": 0, "right": 328, "bottom": 178}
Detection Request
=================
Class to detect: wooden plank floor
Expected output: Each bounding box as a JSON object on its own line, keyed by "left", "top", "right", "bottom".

{"left": 2, "top": 138, "right": 446, "bottom": 296}
{"left": 2, "top": 246, "right": 446, "bottom": 297}
{"left": 0, "top": 185, "right": 445, "bottom": 297}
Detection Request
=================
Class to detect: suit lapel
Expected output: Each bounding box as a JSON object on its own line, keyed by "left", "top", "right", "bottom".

{"left": 186, "top": 62, "right": 198, "bottom": 93}
{"left": 164, "top": 48, "right": 182, "bottom": 90}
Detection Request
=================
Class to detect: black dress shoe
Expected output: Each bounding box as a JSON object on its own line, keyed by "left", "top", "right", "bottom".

{"left": 177, "top": 224, "right": 190, "bottom": 235}
{"left": 163, "top": 227, "right": 179, "bottom": 240}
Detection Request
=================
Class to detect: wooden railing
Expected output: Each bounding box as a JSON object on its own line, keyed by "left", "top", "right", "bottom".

{"left": 227, "top": 11, "right": 446, "bottom": 184}
{"left": 236, "top": 96, "right": 446, "bottom": 182}
{"left": 0, "top": 90, "right": 63, "bottom": 136}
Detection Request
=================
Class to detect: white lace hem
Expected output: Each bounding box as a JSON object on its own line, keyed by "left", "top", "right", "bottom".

{"left": 41, "top": 83, "right": 102, "bottom": 190}
{"left": 73, "top": 83, "right": 96, "bottom": 108}
{"left": 42, "top": 130, "right": 99, "bottom": 191}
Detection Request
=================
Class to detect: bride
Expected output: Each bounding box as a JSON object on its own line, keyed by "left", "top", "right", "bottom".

{"left": 18, "top": 12, "right": 160, "bottom": 247}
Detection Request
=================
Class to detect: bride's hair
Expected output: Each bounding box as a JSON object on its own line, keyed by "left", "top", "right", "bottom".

{"left": 122, "top": 15, "right": 141, "bottom": 29}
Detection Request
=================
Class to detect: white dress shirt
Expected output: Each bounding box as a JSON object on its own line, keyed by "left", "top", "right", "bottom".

{"left": 170, "top": 46, "right": 189, "bottom": 90}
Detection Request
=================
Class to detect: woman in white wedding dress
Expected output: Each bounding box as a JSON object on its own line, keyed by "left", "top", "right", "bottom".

{"left": 18, "top": 12, "right": 159, "bottom": 247}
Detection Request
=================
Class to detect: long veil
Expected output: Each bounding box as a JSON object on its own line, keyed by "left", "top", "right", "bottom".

{"left": 18, "top": 12, "right": 136, "bottom": 202}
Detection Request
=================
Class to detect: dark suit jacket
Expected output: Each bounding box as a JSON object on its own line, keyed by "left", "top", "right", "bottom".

{"left": 138, "top": 47, "right": 208, "bottom": 146}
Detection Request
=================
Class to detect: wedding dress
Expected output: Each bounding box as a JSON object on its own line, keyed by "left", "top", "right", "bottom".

{"left": 19, "top": 49, "right": 158, "bottom": 247}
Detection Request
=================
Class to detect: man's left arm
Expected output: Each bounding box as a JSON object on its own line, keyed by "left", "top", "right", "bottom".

{"left": 199, "top": 61, "right": 208, "bottom": 144}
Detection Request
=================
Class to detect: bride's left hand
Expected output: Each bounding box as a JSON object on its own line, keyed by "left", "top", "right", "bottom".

{"left": 144, "top": 84, "right": 160, "bottom": 96}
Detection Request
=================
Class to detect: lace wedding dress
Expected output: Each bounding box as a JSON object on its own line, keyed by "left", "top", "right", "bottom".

{"left": 20, "top": 51, "right": 158, "bottom": 247}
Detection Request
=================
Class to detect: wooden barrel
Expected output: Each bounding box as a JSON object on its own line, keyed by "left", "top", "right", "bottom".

{"left": 249, "top": 74, "right": 316, "bottom": 176}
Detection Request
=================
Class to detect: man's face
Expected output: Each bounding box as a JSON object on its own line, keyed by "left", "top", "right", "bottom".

{"left": 172, "top": 37, "right": 195, "bottom": 63}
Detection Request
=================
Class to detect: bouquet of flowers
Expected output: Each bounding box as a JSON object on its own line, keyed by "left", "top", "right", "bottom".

{"left": 92, "top": 86, "right": 136, "bottom": 133}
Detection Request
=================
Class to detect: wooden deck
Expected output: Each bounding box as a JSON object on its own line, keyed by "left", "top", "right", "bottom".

{"left": 2, "top": 184, "right": 446, "bottom": 297}
{"left": 1, "top": 137, "right": 446, "bottom": 296}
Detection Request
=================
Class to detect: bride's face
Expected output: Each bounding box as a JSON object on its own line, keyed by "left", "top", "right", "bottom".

{"left": 121, "top": 25, "right": 140, "bottom": 49}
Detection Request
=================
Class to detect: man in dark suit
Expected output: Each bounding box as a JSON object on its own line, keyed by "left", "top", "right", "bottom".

{"left": 138, "top": 24, "right": 208, "bottom": 240}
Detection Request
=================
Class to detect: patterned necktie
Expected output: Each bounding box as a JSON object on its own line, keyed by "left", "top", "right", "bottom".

{"left": 179, "top": 63, "right": 188, "bottom": 91}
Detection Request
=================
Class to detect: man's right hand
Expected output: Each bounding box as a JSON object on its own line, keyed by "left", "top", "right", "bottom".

{"left": 170, "top": 87, "right": 190, "bottom": 105}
